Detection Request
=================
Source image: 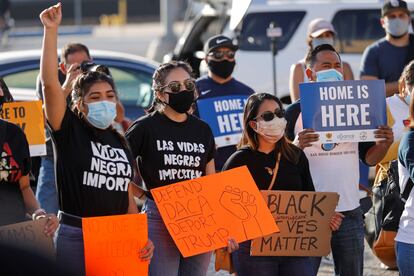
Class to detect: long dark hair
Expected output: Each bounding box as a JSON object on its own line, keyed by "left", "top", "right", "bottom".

{"left": 71, "top": 71, "right": 129, "bottom": 149}
{"left": 239, "top": 93, "right": 301, "bottom": 164}
{"left": 0, "top": 78, "right": 13, "bottom": 102}
{"left": 147, "top": 61, "right": 194, "bottom": 113}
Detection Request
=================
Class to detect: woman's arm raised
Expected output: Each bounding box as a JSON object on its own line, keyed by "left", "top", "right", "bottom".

{"left": 39, "top": 3, "right": 66, "bottom": 131}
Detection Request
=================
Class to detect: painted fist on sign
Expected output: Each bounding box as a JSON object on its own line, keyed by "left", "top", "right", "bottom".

{"left": 219, "top": 186, "right": 263, "bottom": 239}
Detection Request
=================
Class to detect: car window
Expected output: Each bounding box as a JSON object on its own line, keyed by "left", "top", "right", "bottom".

{"left": 109, "top": 67, "right": 153, "bottom": 109}
{"left": 3, "top": 69, "right": 38, "bottom": 90}
{"left": 332, "top": 9, "right": 385, "bottom": 54}
{"left": 238, "top": 11, "right": 306, "bottom": 51}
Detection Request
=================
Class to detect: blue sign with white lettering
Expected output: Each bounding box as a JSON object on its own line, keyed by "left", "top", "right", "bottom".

{"left": 197, "top": 95, "right": 248, "bottom": 147}
{"left": 299, "top": 80, "right": 386, "bottom": 143}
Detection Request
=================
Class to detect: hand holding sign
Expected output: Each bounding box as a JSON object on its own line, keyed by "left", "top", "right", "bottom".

{"left": 151, "top": 166, "right": 278, "bottom": 257}
{"left": 374, "top": 126, "right": 394, "bottom": 148}
{"left": 293, "top": 129, "right": 319, "bottom": 150}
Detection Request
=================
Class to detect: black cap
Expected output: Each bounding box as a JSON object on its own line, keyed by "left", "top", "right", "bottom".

{"left": 203, "top": 35, "right": 238, "bottom": 54}
{"left": 382, "top": 0, "right": 409, "bottom": 17}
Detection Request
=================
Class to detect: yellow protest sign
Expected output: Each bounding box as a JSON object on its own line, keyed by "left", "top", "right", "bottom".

{"left": 151, "top": 166, "right": 279, "bottom": 257}
{"left": 82, "top": 214, "right": 149, "bottom": 276}
{"left": 1, "top": 101, "right": 46, "bottom": 156}
{"left": 250, "top": 191, "right": 339, "bottom": 256}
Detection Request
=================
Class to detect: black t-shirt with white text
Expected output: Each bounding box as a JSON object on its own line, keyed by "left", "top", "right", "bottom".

{"left": 125, "top": 111, "right": 215, "bottom": 196}
{"left": 0, "top": 120, "right": 31, "bottom": 226}
{"left": 223, "top": 146, "right": 314, "bottom": 192}
{"left": 50, "top": 109, "right": 133, "bottom": 217}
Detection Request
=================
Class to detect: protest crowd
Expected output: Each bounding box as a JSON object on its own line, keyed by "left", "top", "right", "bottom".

{"left": 1, "top": 1, "right": 414, "bottom": 275}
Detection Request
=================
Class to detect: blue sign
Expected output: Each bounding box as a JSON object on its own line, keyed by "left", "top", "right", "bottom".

{"left": 299, "top": 80, "right": 386, "bottom": 143}
{"left": 197, "top": 95, "right": 248, "bottom": 147}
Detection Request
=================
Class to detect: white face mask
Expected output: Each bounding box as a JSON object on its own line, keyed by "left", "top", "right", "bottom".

{"left": 384, "top": 18, "right": 410, "bottom": 38}
{"left": 312, "top": 37, "right": 335, "bottom": 48}
{"left": 255, "top": 117, "right": 287, "bottom": 143}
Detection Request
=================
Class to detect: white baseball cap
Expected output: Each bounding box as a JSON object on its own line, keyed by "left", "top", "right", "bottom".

{"left": 307, "top": 18, "right": 336, "bottom": 38}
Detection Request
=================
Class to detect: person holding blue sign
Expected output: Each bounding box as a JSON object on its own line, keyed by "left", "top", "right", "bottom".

{"left": 223, "top": 93, "right": 343, "bottom": 276}
{"left": 195, "top": 35, "right": 254, "bottom": 171}
{"left": 285, "top": 44, "right": 394, "bottom": 276}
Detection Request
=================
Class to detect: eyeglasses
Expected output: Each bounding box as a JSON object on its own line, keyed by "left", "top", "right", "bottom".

{"left": 255, "top": 110, "right": 285, "bottom": 121}
{"left": 161, "top": 79, "right": 196, "bottom": 94}
{"left": 208, "top": 50, "right": 236, "bottom": 60}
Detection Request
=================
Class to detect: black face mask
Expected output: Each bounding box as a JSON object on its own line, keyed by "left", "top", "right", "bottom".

{"left": 208, "top": 60, "right": 236, "bottom": 79}
{"left": 165, "top": 90, "right": 194, "bottom": 114}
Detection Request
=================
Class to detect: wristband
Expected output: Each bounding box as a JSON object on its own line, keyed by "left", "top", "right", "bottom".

{"left": 32, "top": 208, "right": 47, "bottom": 220}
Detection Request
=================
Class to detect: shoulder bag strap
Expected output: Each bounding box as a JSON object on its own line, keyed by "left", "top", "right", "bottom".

{"left": 268, "top": 152, "right": 282, "bottom": 191}
{"left": 402, "top": 178, "right": 414, "bottom": 201}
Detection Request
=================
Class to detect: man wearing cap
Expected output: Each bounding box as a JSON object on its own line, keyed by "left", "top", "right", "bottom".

{"left": 360, "top": 0, "right": 414, "bottom": 97}
{"left": 289, "top": 18, "right": 354, "bottom": 102}
{"left": 195, "top": 35, "right": 254, "bottom": 171}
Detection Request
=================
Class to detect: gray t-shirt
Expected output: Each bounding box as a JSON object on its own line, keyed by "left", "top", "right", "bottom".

{"left": 360, "top": 37, "right": 410, "bottom": 83}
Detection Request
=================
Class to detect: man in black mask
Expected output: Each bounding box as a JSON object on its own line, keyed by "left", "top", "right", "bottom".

{"left": 195, "top": 35, "right": 254, "bottom": 171}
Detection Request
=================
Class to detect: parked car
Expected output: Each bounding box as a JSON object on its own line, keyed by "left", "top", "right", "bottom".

{"left": 0, "top": 49, "right": 158, "bottom": 119}
{"left": 166, "top": 0, "right": 414, "bottom": 103}
{"left": 0, "top": 49, "right": 158, "bottom": 186}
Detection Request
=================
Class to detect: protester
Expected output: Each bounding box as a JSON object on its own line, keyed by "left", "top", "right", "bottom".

{"left": 0, "top": 78, "right": 58, "bottom": 234}
{"left": 360, "top": 0, "right": 414, "bottom": 97}
{"left": 39, "top": 4, "right": 154, "bottom": 274}
{"left": 35, "top": 42, "right": 91, "bottom": 215}
{"left": 396, "top": 60, "right": 414, "bottom": 276}
{"left": 125, "top": 60, "right": 238, "bottom": 276}
{"left": 374, "top": 60, "right": 412, "bottom": 189}
{"left": 195, "top": 35, "right": 254, "bottom": 171}
{"left": 285, "top": 44, "right": 394, "bottom": 276}
{"left": 36, "top": 43, "right": 131, "bottom": 214}
{"left": 222, "top": 92, "right": 342, "bottom": 276}
{"left": 289, "top": 18, "right": 354, "bottom": 102}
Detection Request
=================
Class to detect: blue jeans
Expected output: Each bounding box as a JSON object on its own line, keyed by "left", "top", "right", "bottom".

{"left": 232, "top": 240, "right": 316, "bottom": 276}
{"left": 56, "top": 223, "right": 85, "bottom": 276}
{"left": 142, "top": 199, "right": 211, "bottom": 276}
{"left": 396, "top": 241, "right": 414, "bottom": 276}
{"left": 331, "top": 207, "right": 364, "bottom": 276}
{"left": 36, "top": 157, "right": 59, "bottom": 214}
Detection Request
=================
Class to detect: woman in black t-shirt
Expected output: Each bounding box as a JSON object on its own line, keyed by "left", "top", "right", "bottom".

{"left": 222, "top": 93, "right": 342, "bottom": 276}
{"left": 40, "top": 4, "right": 153, "bottom": 275}
{"left": 0, "top": 78, "right": 58, "bottom": 232}
{"left": 126, "top": 61, "right": 238, "bottom": 276}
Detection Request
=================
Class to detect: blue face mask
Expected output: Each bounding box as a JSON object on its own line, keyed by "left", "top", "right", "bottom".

{"left": 316, "top": 68, "right": 344, "bottom": 82}
{"left": 85, "top": 101, "right": 117, "bottom": 129}
{"left": 385, "top": 18, "right": 409, "bottom": 38}
{"left": 312, "top": 37, "right": 335, "bottom": 48}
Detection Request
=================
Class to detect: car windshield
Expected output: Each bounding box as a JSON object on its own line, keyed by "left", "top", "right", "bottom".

{"left": 238, "top": 11, "right": 306, "bottom": 51}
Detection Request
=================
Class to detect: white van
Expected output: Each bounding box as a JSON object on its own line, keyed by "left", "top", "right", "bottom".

{"left": 167, "top": 0, "right": 414, "bottom": 103}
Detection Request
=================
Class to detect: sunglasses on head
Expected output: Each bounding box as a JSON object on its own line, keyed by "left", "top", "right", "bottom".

{"left": 208, "top": 50, "right": 236, "bottom": 60}
{"left": 79, "top": 62, "right": 111, "bottom": 76}
{"left": 162, "top": 79, "right": 196, "bottom": 94}
{"left": 256, "top": 110, "right": 285, "bottom": 121}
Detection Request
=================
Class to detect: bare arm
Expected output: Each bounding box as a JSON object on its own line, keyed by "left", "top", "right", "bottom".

{"left": 39, "top": 3, "right": 66, "bottom": 131}
{"left": 19, "top": 174, "right": 58, "bottom": 236}
{"left": 343, "top": 62, "right": 354, "bottom": 80}
{"left": 289, "top": 63, "right": 304, "bottom": 102}
{"left": 127, "top": 183, "right": 139, "bottom": 214}
{"left": 365, "top": 126, "right": 394, "bottom": 166}
{"left": 205, "top": 159, "right": 215, "bottom": 175}
{"left": 361, "top": 75, "right": 398, "bottom": 97}
{"left": 19, "top": 174, "right": 39, "bottom": 215}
